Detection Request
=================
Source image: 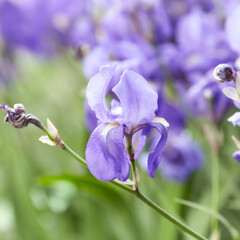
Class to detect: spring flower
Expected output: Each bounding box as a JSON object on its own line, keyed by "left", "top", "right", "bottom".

{"left": 85, "top": 65, "right": 168, "bottom": 182}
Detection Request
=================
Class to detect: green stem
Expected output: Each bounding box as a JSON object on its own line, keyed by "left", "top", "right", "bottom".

{"left": 131, "top": 158, "right": 138, "bottom": 191}
{"left": 134, "top": 191, "right": 208, "bottom": 240}
{"left": 62, "top": 144, "right": 87, "bottom": 167}
{"left": 61, "top": 143, "right": 208, "bottom": 240}
{"left": 211, "top": 148, "right": 220, "bottom": 232}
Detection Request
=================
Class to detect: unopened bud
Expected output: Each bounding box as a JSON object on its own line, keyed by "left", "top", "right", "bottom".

{"left": 213, "top": 64, "right": 236, "bottom": 82}
{"left": 0, "top": 103, "right": 44, "bottom": 130}
{"left": 0, "top": 104, "right": 27, "bottom": 128}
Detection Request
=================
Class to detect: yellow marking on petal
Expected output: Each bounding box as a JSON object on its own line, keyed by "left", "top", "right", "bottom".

{"left": 152, "top": 117, "right": 169, "bottom": 128}
{"left": 101, "top": 123, "right": 120, "bottom": 138}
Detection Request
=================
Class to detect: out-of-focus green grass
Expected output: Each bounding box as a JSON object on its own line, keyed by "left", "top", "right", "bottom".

{"left": 0, "top": 53, "right": 239, "bottom": 240}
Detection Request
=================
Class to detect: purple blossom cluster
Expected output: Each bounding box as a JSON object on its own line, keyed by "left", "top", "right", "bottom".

{"left": 0, "top": 0, "right": 95, "bottom": 55}
{"left": 2, "top": 0, "right": 240, "bottom": 182}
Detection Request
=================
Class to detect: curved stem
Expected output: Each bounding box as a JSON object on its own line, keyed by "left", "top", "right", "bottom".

{"left": 134, "top": 191, "right": 208, "bottom": 240}
{"left": 60, "top": 142, "right": 208, "bottom": 240}
{"left": 62, "top": 144, "right": 87, "bottom": 167}
{"left": 202, "top": 121, "right": 220, "bottom": 234}
{"left": 211, "top": 149, "right": 220, "bottom": 232}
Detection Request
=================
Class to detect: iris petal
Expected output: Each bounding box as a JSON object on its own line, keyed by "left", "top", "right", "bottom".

{"left": 86, "top": 64, "right": 116, "bottom": 123}
{"left": 143, "top": 120, "right": 168, "bottom": 178}
{"left": 113, "top": 70, "right": 158, "bottom": 131}
{"left": 85, "top": 123, "right": 130, "bottom": 181}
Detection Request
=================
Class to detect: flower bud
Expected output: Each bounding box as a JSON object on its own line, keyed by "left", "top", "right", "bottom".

{"left": 213, "top": 64, "right": 236, "bottom": 82}
{"left": 0, "top": 104, "right": 27, "bottom": 128}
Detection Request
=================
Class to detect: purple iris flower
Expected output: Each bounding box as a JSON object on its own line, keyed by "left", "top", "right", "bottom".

{"left": 165, "top": 7, "right": 236, "bottom": 75}
{"left": 85, "top": 65, "right": 168, "bottom": 181}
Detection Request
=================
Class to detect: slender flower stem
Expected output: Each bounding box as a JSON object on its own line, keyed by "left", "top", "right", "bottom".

{"left": 211, "top": 147, "right": 220, "bottom": 232}
{"left": 62, "top": 144, "right": 87, "bottom": 167}
{"left": 130, "top": 159, "right": 138, "bottom": 191}
{"left": 60, "top": 142, "right": 208, "bottom": 240}
{"left": 208, "top": 100, "right": 220, "bottom": 233}
{"left": 202, "top": 113, "right": 221, "bottom": 235}
{"left": 133, "top": 191, "right": 208, "bottom": 240}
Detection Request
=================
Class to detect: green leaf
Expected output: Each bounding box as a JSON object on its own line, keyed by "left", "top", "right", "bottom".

{"left": 39, "top": 174, "right": 127, "bottom": 208}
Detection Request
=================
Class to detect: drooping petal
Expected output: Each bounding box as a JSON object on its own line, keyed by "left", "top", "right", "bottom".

{"left": 160, "top": 131, "right": 204, "bottom": 182}
{"left": 112, "top": 70, "right": 158, "bottom": 131}
{"left": 232, "top": 150, "right": 240, "bottom": 163}
{"left": 85, "top": 123, "right": 130, "bottom": 181}
{"left": 142, "top": 118, "right": 168, "bottom": 178}
{"left": 228, "top": 112, "right": 240, "bottom": 127}
{"left": 222, "top": 87, "right": 240, "bottom": 102}
{"left": 86, "top": 64, "right": 116, "bottom": 123}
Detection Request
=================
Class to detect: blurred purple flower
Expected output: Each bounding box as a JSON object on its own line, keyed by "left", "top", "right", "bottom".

{"left": 232, "top": 150, "right": 240, "bottom": 162}
{"left": 186, "top": 70, "right": 231, "bottom": 122}
{"left": 175, "top": 7, "right": 235, "bottom": 73}
{"left": 225, "top": 4, "right": 240, "bottom": 55}
{"left": 156, "top": 93, "right": 186, "bottom": 132}
{"left": 0, "top": 0, "right": 95, "bottom": 55}
{"left": 85, "top": 65, "right": 168, "bottom": 181}
{"left": 160, "top": 131, "right": 204, "bottom": 182}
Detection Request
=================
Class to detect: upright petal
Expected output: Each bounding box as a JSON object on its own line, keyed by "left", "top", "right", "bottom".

{"left": 86, "top": 64, "right": 116, "bottom": 123}
{"left": 113, "top": 70, "right": 158, "bottom": 130}
{"left": 85, "top": 123, "right": 130, "bottom": 181}
{"left": 143, "top": 118, "right": 168, "bottom": 178}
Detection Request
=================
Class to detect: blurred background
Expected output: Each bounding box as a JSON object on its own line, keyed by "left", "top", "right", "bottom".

{"left": 0, "top": 0, "right": 240, "bottom": 239}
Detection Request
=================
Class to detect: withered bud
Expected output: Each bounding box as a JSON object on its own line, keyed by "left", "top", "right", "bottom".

{"left": 0, "top": 104, "right": 27, "bottom": 128}
{"left": 0, "top": 103, "right": 64, "bottom": 148}
{"left": 213, "top": 64, "right": 236, "bottom": 83}
{"left": 0, "top": 103, "right": 43, "bottom": 130}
